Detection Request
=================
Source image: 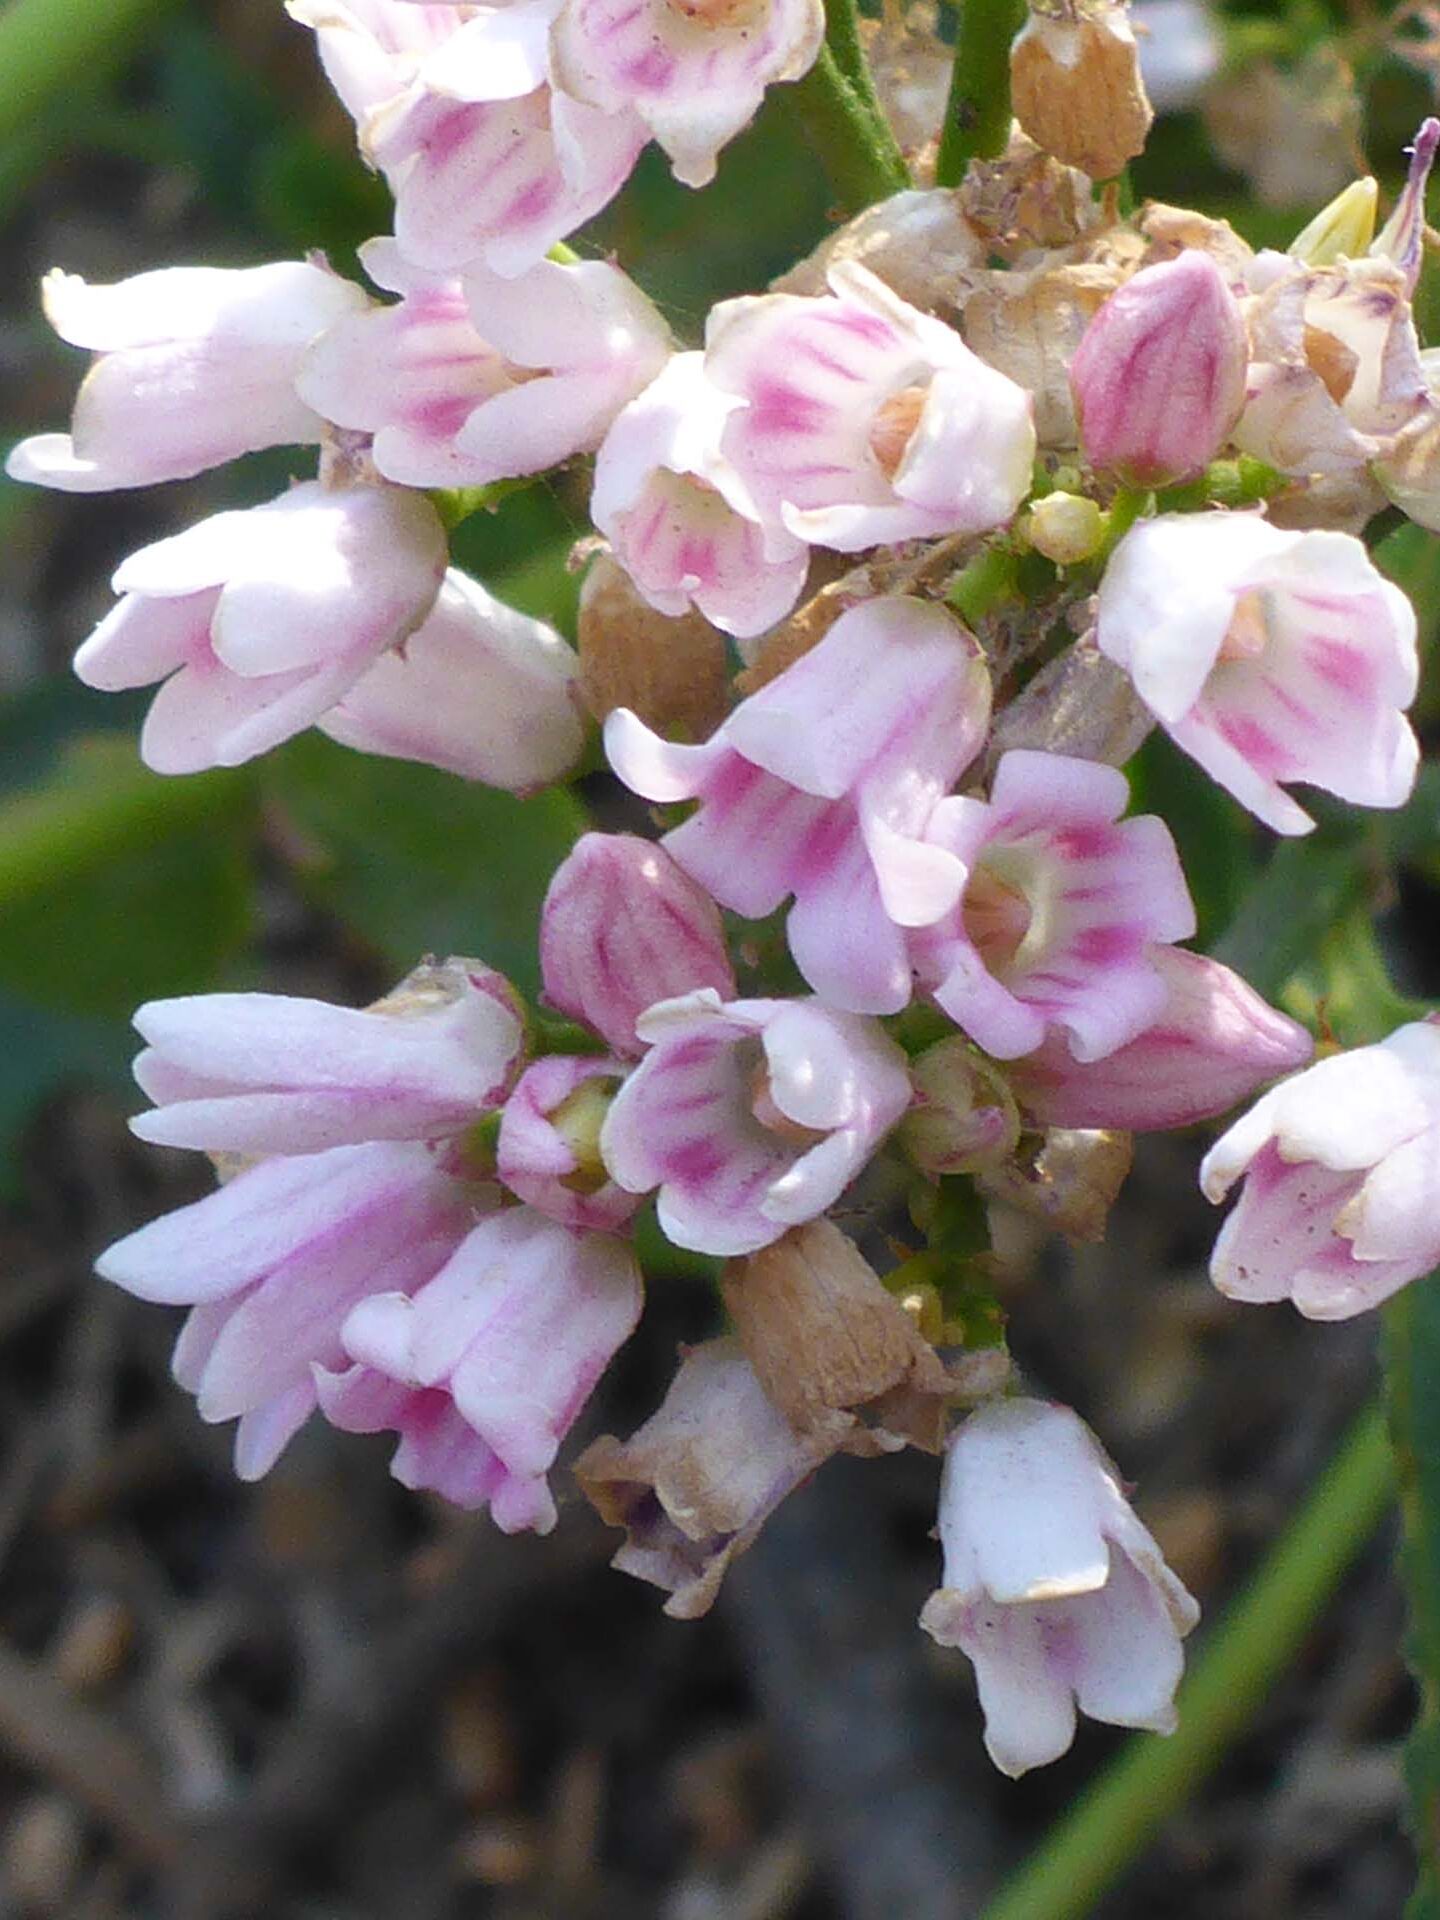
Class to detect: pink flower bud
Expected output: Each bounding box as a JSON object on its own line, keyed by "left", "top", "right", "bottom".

{"left": 1070, "top": 250, "right": 1247, "bottom": 483}
{"left": 1008, "top": 949, "right": 1314, "bottom": 1132}
{"left": 539, "top": 833, "right": 736, "bottom": 1056}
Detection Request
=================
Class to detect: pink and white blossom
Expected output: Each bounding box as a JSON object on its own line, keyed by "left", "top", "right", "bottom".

{"left": 1008, "top": 948, "right": 1314, "bottom": 1131}
{"left": 296, "top": 240, "right": 670, "bottom": 487}
{"left": 910, "top": 751, "right": 1196, "bottom": 1062}
{"left": 324, "top": 1205, "right": 643, "bottom": 1530}
{"left": 591, "top": 352, "right": 809, "bottom": 639}
{"left": 320, "top": 568, "right": 584, "bottom": 790}
{"left": 920, "top": 1398, "right": 1199, "bottom": 1778}
{"left": 1069, "top": 250, "right": 1247, "bottom": 484}
{"left": 605, "top": 597, "right": 992, "bottom": 1015}
{"left": 98, "top": 1140, "right": 476, "bottom": 1481}
{"left": 551, "top": 0, "right": 823, "bottom": 189}
{"left": 539, "top": 833, "right": 738, "bottom": 1056}
{"left": 364, "top": 19, "right": 646, "bottom": 277}
{"left": 704, "top": 262, "right": 1036, "bottom": 551}
{"left": 599, "top": 990, "right": 911, "bottom": 1257}
{"left": 1201, "top": 1019, "right": 1440, "bottom": 1319}
{"left": 6, "top": 262, "right": 366, "bottom": 492}
{"left": 1096, "top": 512, "right": 1419, "bottom": 834}
{"left": 125, "top": 968, "right": 523, "bottom": 1158}
{"left": 497, "top": 1055, "right": 641, "bottom": 1231}
{"left": 75, "top": 480, "right": 447, "bottom": 774}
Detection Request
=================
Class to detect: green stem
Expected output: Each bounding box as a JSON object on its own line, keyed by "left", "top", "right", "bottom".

{"left": 793, "top": 40, "right": 910, "bottom": 218}
{"left": 822, "top": 0, "right": 878, "bottom": 98}
{"left": 0, "top": 0, "right": 178, "bottom": 146}
{"left": 980, "top": 1403, "right": 1396, "bottom": 1920}
{"left": 935, "top": 0, "right": 1027, "bottom": 187}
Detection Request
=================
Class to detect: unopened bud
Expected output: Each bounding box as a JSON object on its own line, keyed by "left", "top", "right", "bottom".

{"left": 1070, "top": 250, "right": 1246, "bottom": 483}
{"left": 1010, "top": 1, "right": 1154, "bottom": 183}
{"left": 539, "top": 833, "right": 737, "bottom": 1058}
{"left": 1288, "top": 177, "right": 1378, "bottom": 266}
{"left": 1025, "top": 489, "right": 1106, "bottom": 563}
{"left": 578, "top": 554, "right": 729, "bottom": 742}
{"left": 901, "top": 1038, "right": 1021, "bottom": 1175}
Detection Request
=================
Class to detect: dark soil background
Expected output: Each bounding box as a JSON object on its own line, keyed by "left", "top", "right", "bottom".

{"left": 0, "top": 7, "right": 1428, "bottom": 1915}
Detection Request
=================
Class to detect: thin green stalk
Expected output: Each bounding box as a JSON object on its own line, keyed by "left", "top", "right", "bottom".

{"left": 793, "top": 24, "right": 909, "bottom": 218}
{"left": 980, "top": 1403, "right": 1395, "bottom": 1920}
{"left": 935, "top": 0, "right": 1027, "bottom": 186}
{"left": 0, "top": 0, "right": 179, "bottom": 146}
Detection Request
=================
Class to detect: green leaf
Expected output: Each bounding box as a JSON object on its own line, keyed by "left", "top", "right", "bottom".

{"left": 1129, "top": 732, "right": 1257, "bottom": 950}
{"left": 262, "top": 735, "right": 587, "bottom": 997}
{"left": 1384, "top": 1281, "right": 1440, "bottom": 1920}
{"left": 1210, "top": 826, "right": 1369, "bottom": 1000}
{"left": 0, "top": 733, "right": 254, "bottom": 1017}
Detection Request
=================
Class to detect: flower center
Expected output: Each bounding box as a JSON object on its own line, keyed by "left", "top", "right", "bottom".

{"left": 962, "top": 862, "right": 1035, "bottom": 977}
{"left": 551, "top": 1076, "right": 620, "bottom": 1194}
{"left": 867, "top": 384, "right": 930, "bottom": 480}
{"left": 1217, "top": 589, "right": 1271, "bottom": 664}
{"left": 748, "top": 1060, "right": 828, "bottom": 1148}
{"left": 664, "top": 0, "right": 765, "bottom": 26}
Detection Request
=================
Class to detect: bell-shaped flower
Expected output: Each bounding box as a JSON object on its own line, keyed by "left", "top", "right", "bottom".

{"left": 1096, "top": 512, "right": 1418, "bottom": 834}
{"left": 1008, "top": 948, "right": 1313, "bottom": 1132}
{"left": 538, "top": 833, "right": 738, "bottom": 1056}
{"left": 1069, "top": 250, "right": 1247, "bottom": 484}
{"left": 75, "top": 478, "right": 447, "bottom": 774}
{"left": 704, "top": 262, "right": 1036, "bottom": 551}
{"left": 496, "top": 1056, "right": 641, "bottom": 1232}
{"left": 910, "top": 751, "right": 1196, "bottom": 1062}
{"left": 297, "top": 240, "right": 671, "bottom": 488}
{"left": 599, "top": 990, "right": 911, "bottom": 1257}
{"left": 363, "top": 5, "right": 646, "bottom": 277}
{"left": 320, "top": 568, "right": 584, "bottom": 790}
{"left": 577, "top": 1336, "right": 840, "bottom": 1617}
{"left": 322, "top": 1205, "right": 643, "bottom": 1531}
{"left": 591, "top": 353, "right": 809, "bottom": 640}
{"left": 1201, "top": 1018, "right": 1440, "bottom": 1319}
{"left": 98, "top": 1140, "right": 477, "bottom": 1481}
{"left": 920, "top": 1398, "right": 1199, "bottom": 1778}
{"left": 6, "top": 261, "right": 366, "bottom": 493}
{"left": 605, "top": 596, "right": 992, "bottom": 1015}
{"left": 551, "top": 0, "right": 823, "bottom": 189}
{"left": 124, "top": 962, "right": 524, "bottom": 1158}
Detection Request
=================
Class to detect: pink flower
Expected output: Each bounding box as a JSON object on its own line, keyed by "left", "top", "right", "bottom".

{"left": 363, "top": 4, "right": 646, "bottom": 277}
{"left": 551, "top": 0, "right": 823, "bottom": 188}
{"left": 538, "top": 833, "right": 738, "bottom": 1056}
{"left": 605, "top": 596, "right": 992, "bottom": 1015}
{"left": 296, "top": 240, "right": 671, "bottom": 488}
{"left": 920, "top": 1398, "right": 1199, "bottom": 1778}
{"left": 496, "top": 1055, "right": 641, "bottom": 1231}
{"left": 1096, "top": 512, "right": 1419, "bottom": 834}
{"left": 1070, "top": 250, "right": 1247, "bottom": 484}
{"left": 321, "top": 1205, "right": 643, "bottom": 1531}
{"left": 126, "top": 966, "right": 524, "bottom": 1157}
{"left": 704, "top": 263, "right": 1036, "bottom": 551}
{"left": 1201, "top": 1019, "right": 1440, "bottom": 1319}
{"left": 1008, "top": 948, "right": 1314, "bottom": 1131}
{"left": 599, "top": 990, "right": 911, "bottom": 1256}
{"left": 910, "top": 750, "right": 1196, "bottom": 1061}
{"left": 320, "top": 568, "right": 585, "bottom": 790}
{"left": 6, "top": 262, "right": 366, "bottom": 492}
{"left": 75, "top": 479, "right": 447, "bottom": 773}
{"left": 98, "top": 1140, "right": 476, "bottom": 1481}
{"left": 590, "top": 353, "right": 809, "bottom": 640}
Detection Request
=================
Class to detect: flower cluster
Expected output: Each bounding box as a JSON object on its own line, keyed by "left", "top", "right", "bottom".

{"left": 14, "top": 0, "right": 1440, "bottom": 1782}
